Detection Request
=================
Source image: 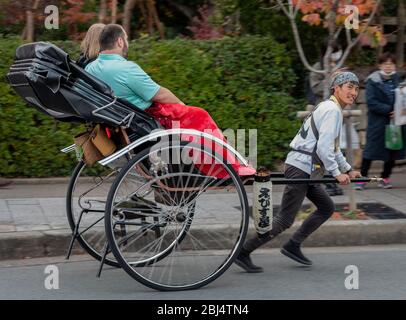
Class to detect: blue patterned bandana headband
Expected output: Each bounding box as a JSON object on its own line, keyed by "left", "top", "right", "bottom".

{"left": 330, "top": 71, "right": 359, "bottom": 89}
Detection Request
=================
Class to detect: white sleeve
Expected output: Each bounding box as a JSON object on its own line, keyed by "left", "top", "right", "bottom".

{"left": 315, "top": 107, "right": 343, "bottom": 177}
{"left": 335, "top": 149, "right": 352, "bottom": 173}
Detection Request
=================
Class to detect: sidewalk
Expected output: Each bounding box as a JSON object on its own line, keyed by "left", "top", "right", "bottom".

{"left": 1, "top": 171, "right": 406, "bottom": 260}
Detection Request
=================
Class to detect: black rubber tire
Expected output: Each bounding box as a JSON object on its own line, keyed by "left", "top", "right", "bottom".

{"left": 105, "top": 141, "right": 249, "bottom": 291}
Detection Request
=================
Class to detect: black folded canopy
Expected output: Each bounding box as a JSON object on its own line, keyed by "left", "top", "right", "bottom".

{"left": 6, "top": 42, "right": 160, "bottom": 139}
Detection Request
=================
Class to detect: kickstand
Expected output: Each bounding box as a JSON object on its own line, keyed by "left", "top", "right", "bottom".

{"left": 97, "top": 242, "right": 110, "bottom": 278}
{"left": 66, "top": 209, "right": 85, "bottom": 260}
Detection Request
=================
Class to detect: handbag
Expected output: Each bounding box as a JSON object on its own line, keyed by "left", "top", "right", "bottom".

{"left": 385, "top": 120, "right": 404, "bottom": 150}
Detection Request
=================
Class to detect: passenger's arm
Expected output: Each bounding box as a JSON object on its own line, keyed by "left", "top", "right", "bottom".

{"left": 151, "top": 86, "right": 185, "bottom": 105}
{"left": 125, "top": 62, "right": 184, "bottom": 105}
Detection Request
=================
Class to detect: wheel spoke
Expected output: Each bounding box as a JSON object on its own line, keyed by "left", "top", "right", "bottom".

{"left": 105, "top": 142, "right": 248, "bottom": 290}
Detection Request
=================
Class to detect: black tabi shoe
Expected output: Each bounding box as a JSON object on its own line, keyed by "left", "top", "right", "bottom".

{"left": 234, "top": 248, "right": 263, "bottom": 273}
{"left": 280, "top": 240, "right": 313, "bottom": 266}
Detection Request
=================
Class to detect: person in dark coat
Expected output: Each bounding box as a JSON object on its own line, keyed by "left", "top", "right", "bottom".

{"left": 76, "top": 23, "right": 105, "bottom": 69}
{"left": 355, "top": 52, "right": 406, "bottom": 190}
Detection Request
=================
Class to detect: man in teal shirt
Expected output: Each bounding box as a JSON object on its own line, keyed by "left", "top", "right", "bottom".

{"left": 84, "top": 23, "right": 256, "bottom": 178}
{"left": 85, "top": 24, "right": 183, "bottom": 110}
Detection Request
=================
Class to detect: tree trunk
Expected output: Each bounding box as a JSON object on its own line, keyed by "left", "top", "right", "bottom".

{"left": 98, "top": 0, "right": 108, "bottom": 23}
{"left": 322, "top": 1, "right": 340, "bottom": 99}
{"left": 26, "top": 9, "right": 34, "bottom": 42}
{"left": 148, "top": 0, "right": 165, "bottom": 39}
{"left": 25, "top": 0, "right": 40, "bottom": 42}
{"left": 396, "top": 0, "right": 405, "bottom": 68}
{"left": 344, "top": 116, "right": 357, "bottom": 212}
{"left": 123, "top": 0, "right": 137, "bottom": 37}
{"left": 143, "top": 0, "right": 154, "bottom": 35}
{"left": 111, "top": 0, "right": 117, "bottom": 24}
{"left": 137, "top": 0, "right": 148, "bottom": 30}
{"left": 376, "top": 1, "right": 384, "bottom": 61}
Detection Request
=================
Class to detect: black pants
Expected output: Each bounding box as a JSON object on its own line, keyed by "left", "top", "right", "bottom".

{"left": 243, "top": 164, "right": 335, "bottom": 253}
{"left": 360, "top": 158, "right": 395, "bottom": 179}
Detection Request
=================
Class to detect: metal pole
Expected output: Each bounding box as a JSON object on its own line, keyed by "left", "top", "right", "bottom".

{"left": 269, "top": 172, "right": 334, "bottom": 178}
{"left": 269, "top": 177, "right": 378, "bottom": 185}
{"left": 344, "top": 115, "right": 357, "bottom": 211}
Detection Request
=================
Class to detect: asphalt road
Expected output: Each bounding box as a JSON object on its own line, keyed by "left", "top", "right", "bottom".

{"left": 0, "top": 245, "right": 405, "bottom": 300}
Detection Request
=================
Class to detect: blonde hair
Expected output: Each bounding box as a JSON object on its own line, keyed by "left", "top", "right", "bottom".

{"left": 80, "top": 23, "right": 106, "bottom": 60}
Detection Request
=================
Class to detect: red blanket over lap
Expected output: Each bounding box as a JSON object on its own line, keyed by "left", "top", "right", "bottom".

{"left": 146, "top": 103, "right": 256, "bottom": 178}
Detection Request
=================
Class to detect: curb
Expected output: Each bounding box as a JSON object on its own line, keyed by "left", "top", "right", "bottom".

{"left": 1, "top": 220, "right": 406, "bottom": 261}
{"left": 10, "top": 177, "right": 84, "bottom": 185}
{"left": 0, "top": 229, "right": 83, "bottom": 261}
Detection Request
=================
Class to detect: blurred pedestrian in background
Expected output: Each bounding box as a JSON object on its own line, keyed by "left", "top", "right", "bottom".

{"left": 355, "top": 52, "right": 406, "bottom": 190}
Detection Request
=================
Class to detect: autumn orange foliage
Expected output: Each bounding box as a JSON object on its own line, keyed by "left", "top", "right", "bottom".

{"left": 291, "top": 0, "right": 385, "bottom": 47}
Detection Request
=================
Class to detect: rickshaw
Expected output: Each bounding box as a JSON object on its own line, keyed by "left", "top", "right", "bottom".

{"left": 7, "top": 42, "right": 251, "bottom": 291}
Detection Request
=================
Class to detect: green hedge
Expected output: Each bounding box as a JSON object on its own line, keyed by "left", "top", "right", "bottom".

{"left": 0, "top": 35, "right": 301, "bottom": 177}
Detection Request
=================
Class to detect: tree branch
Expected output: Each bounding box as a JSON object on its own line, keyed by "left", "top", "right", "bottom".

{"left": 111, "top": 0, "right": 117, "bottom": 24}
{"left": 345, "top": 26, "right": 351, "bottom": 46}
{"left": 276, "top": 0, "right": 291, "bottom": 18}
{"left": 276, "top": 0, "right": 325, "bottom": 74}
{"left": 337, "top": 0, "right": 382, "bottom": 69}
{"left": 123, "top": 0, "right": 137, "bottom": 37}
{"left": 334, "top": 25, "right": 343, "bottom": 40}
{"left": 288, "top": 0, "right": 294, "bottom": 17}
{"left": 327, "top": 0, "right": 340, "bottom": 42}
{"left": 293, "top": 0, "right": 303, "bottom": 18}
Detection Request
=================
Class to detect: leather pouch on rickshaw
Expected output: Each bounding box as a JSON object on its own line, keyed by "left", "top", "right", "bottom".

{"left": 112, "top": 127, "right": 131, "bottom": 149}
{"left": 74, "top": 130, "right": 103, "bottom": 166}
{"left": 74, "top": 124, "right": 118, "bottom": 166}
{"left": 91, "top": 124, "right": 117, "bottom": 157}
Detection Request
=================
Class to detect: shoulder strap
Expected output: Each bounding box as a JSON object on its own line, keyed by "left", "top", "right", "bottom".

{"left": 305, "top": 102, "right": 321, "bottom": 140}
{"left": 309, "top": 96, "right": 337, "bottom": 140}
{"left": 291, "top": 101, "right": 324, "bottom": 156}
{"left": 310, "top": 114, "right": 319, "bottom": 140}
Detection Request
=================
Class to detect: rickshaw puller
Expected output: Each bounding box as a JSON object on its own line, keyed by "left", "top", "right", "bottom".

{"left": 235, "top": 71, "right": 362, "bottom": 273}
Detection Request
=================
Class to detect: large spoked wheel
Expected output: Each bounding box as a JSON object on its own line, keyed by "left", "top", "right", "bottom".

{"left": 105, "top": 139, "right": 249, "bottom": 291}
{"left": 66, "top": 160, "right": 121, "bottom": 267}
